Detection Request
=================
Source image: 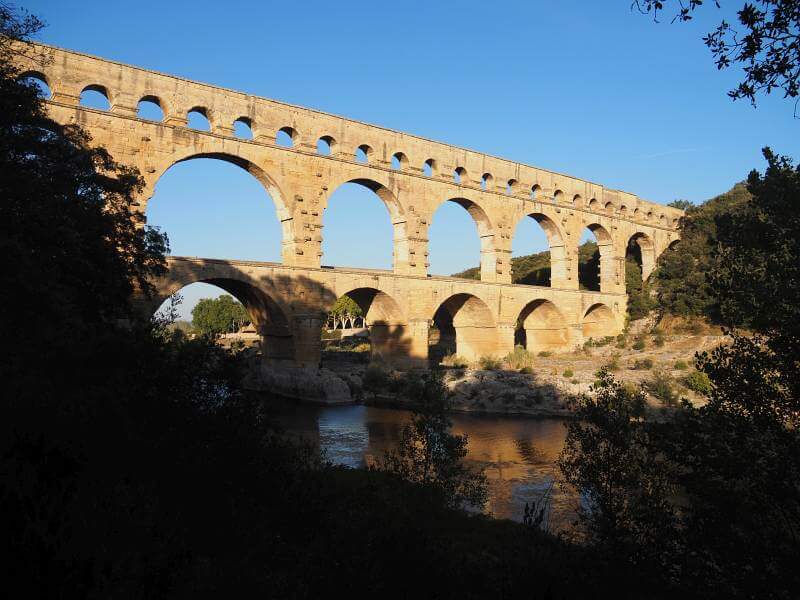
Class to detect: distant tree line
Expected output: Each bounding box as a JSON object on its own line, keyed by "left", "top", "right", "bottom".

{"left": 191, "top": 294, "right": 250, "bottom": 336}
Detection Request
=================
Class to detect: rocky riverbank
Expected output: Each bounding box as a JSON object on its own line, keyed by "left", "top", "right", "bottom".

{"left": 244, "top": 316, "right": 726, "bottom": 415}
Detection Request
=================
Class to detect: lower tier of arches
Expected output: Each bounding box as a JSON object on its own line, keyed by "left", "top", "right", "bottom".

{"left": 143, "top": 257, "right": 627, "bottom": 369}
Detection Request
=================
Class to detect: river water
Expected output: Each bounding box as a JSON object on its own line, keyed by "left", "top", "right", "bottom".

{"left": 271, "top": 403, "right": 578, "bottom": 527}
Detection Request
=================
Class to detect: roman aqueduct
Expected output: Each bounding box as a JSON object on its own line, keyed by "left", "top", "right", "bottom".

{"left": 15, "top": 43, "right": 683, "bottom": 368}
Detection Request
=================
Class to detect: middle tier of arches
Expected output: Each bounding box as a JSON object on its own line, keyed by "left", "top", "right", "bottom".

{"left": 151, "top": 256, "right": 627, "bottom": 369}
{"left": 140, "top": 144, "right": 671, "bottom": 295}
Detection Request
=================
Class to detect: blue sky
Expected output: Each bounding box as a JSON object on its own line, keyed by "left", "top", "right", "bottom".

{"left": 25, "top": 0, "right": 799, "bottom": 319}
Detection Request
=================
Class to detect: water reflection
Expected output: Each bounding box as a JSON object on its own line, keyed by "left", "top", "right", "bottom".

{"left": 271, "top": 403, "right": 577, "bottom": 526}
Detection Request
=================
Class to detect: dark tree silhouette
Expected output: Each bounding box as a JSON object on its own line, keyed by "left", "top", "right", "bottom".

{"left": 634, "top": 0, "right": 800, "bottom": 112}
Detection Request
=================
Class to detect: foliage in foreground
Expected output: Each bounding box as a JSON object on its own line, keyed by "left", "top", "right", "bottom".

{"left": 559, "top": 150, "right": 800, "bottom": 599}
{"left": 635, "top": 0, "right": 800, "bottom": 113}
{"left": 378, "top": 372, "right": 489, "bottom": 510}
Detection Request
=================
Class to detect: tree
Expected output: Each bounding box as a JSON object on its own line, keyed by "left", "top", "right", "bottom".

{"left": 559, "top": 152, "right": 800, "bottom": 598}
{"left": 667, "top": 199, "right": 693, "bottom": 210}
{"left": 0, "top": 3, "right": 168, "bottom": 392}
{"left": 379, "top": 371, "right": 488, "bottom": 510}
{"left": 329, "top": 294, "right": 363, "bottom": 318}
{"left": 191, "top": 295, "right": 250, "bottom": 336}
{"left": 558, "top": 371, "right": 680, "bottom": 560}
{"left": 652, "top": 183, "right": 751, "bottom": 320}
{"left": 634, "top": 0, "right": 800, "bottom": 113}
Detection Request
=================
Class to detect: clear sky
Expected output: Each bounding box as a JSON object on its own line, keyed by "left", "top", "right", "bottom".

{"left": 24, "top": 0, "right": 799, "bottom": 319}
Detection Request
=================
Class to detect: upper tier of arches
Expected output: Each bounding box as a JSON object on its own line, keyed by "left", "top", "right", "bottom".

{"left": 15, "top": 43, "right": 684, "bottom": 232}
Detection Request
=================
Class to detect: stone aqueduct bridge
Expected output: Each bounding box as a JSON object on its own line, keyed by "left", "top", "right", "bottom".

{"left": 16, "top": 43, "right": 682, "bottom": 368}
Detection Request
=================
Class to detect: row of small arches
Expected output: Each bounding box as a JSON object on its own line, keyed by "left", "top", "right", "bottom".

{"left": 21, "top": 72, "right": 676, "bottom": 227}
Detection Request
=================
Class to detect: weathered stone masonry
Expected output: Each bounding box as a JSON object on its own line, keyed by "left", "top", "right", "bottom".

{"left": 14, "top": 43, "right": 682, "bottom": 368}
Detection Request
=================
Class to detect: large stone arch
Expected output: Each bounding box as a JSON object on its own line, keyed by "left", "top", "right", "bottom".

{"left": 322, "top": 176, "right": 410, "bottom": 272}
{"left": 326, "top": 287, "right": 413, "bottom": 366}
{"left": 143, "top": 150, "right": 293, "bottom": 258}
{"left": 511, "top": 211, "right": 569, "bottom": 287}
{"left": 430, "top": 293, "right": 498, "bottom": 364}
{"left": 582, "top": 302, "right": 616, "bottom": 340}
{"left": 515, "top": 299, "right": 570, "bottom": 352}
{"left": 584, "top": 223, "right": 616, "bottom": 293}
{"left": 430, "top": 196, "right": 498, "bottom": 282}
{"left": 151, "top": 267, "right": 295, "bottom": 365}
{"left": 627, "top": 231, "right": 656, "bottom": 281}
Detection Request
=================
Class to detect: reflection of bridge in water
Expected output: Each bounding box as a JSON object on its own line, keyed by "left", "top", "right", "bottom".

{"left": 15, "top": 43, "right": 682, "bottom": 368}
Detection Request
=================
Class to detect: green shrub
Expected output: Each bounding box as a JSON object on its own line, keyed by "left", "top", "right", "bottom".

{"left": 684, "top": 370, "right": 713, "bottom": 395}
{"left": 633, "top": 358, "right": 654, "bottom": 370}
{"left": 504, "top": 345, "right": 534, "bottom": 371}
{"left": 441, "top": 354, "right": 469, "bottom": 369}
{"left": 562, "top": 368, "right": 574, "bottom": 378}
{"left": 585, "top": 336, "right": 615, "bottom": 348}
{"left": 673, "top": 359, "right": 688, "bottom": 370}
{"left": 478, "top": 355, "right": 502, "bottom": 370}
{"left": 653, "top": 332, "right": 666, "bottom": 347}
{"left": 363, "top": 365, "right": 390, "bottom": 392}
{"left": 605, "top": 354, "right": 621, "bottom": 371}
{"left": 571, "top": 379, "right": 579, "bottom": 385}
{"left": 646, "top": 370, "right": 678, "bottom": 406}
{"left": 538, "top": 351, "right": 552, "bottom": 358}
{"left": 632, "top": 338, "right": 646, "bottom": 351}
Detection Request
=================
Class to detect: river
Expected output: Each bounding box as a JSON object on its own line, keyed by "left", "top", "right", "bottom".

{"left": 270, "top": 403, "right": 578, "bottom": 527}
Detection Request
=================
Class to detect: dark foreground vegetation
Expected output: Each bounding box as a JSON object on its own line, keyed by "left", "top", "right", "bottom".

{"left": 2, "top": 3, "right": 800, "bottom": 598}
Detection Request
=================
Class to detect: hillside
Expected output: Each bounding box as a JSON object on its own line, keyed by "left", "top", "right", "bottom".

{"left": 451, "top": 241, "right": 601, "bottom": 290}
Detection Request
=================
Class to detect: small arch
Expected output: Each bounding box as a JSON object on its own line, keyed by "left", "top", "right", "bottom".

{"left": 531, "top": 184, "right": 542, "bottom": 199}
{"left": 619, "top": 205, "right": 628, "bottom": 216}
{"left": 19, "top": 71, "right": 51, "bottom": 98}
{"left": 137, "top": 95, "right": 164, "bottom": 121}
{"left": 553, "top": 189, "right": 564, "bottom": 204}
{"left": 511, "top": 212, "right": 568, "bottom": 287}
{"left": 326, "top": 288, "right": 411, "bottom": 366}
{"left": 604, "top": 202, "right": 615, "bottom": 215}
{"left": 430, "top": 293, "right": 498, "bottom": 364}
{"left": 187, "top": 107, "right": 211, "bottom": 131}
{"left": 154, "top": 277, "right": 295, "bottom": 365}
{"left": 423, "top": 158, "right": 436, "bottom": 177}
{"left": 317, "top": 135, "right": 336, "bottom": 156}
{"left": 355, "top": 144, "right": 372, "bottom": 164}
{"left": 429, "top": 197, "right": 495, "bottom": 279}
{"left": 633, "top": 207, "right": 640, "bottom": 219}
{"left": 671, "top": 217, "right": 679, "bottom": 227}
{"left": 453, "top": 166, "right": 467, "bottom": 184}
{"left": 79, "top": 84, "right": 111, "bottom": 110}
{"left": 322, "top": 178, "right": 404, "bottom": 270}
{"left": 481, "top": 172, "right": 493, "bottom": 191}
{"left": 391, "top": 152, "right": 408, "bottom": 171}
{"left": 276, "top": 126, "right": 296, "bottom": 148}
{"left": 659, "top": 214, "right": 667, "bottom": 225}
{"left": 506, "top": 179, "right": 518, "bottom": 195}
{"left": 588, "top": 198, "right": 599, "bottom": 210}
{"left": 627, "top": 232, "right": 656, "bottom": 282}
{"left": 579, "top": 223, "right": 614, "bottom": 292}
{"left": 573, "top": 194, "right": 583, "bottom": 208}
{"left": 233, "top": 117, "right": 253, "bottom": 139}
{"left": 515, "top": 299, "right": 569, "bottom": 352}
{"left": 583, "top": 303, "right": 616, "bottom": 340}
